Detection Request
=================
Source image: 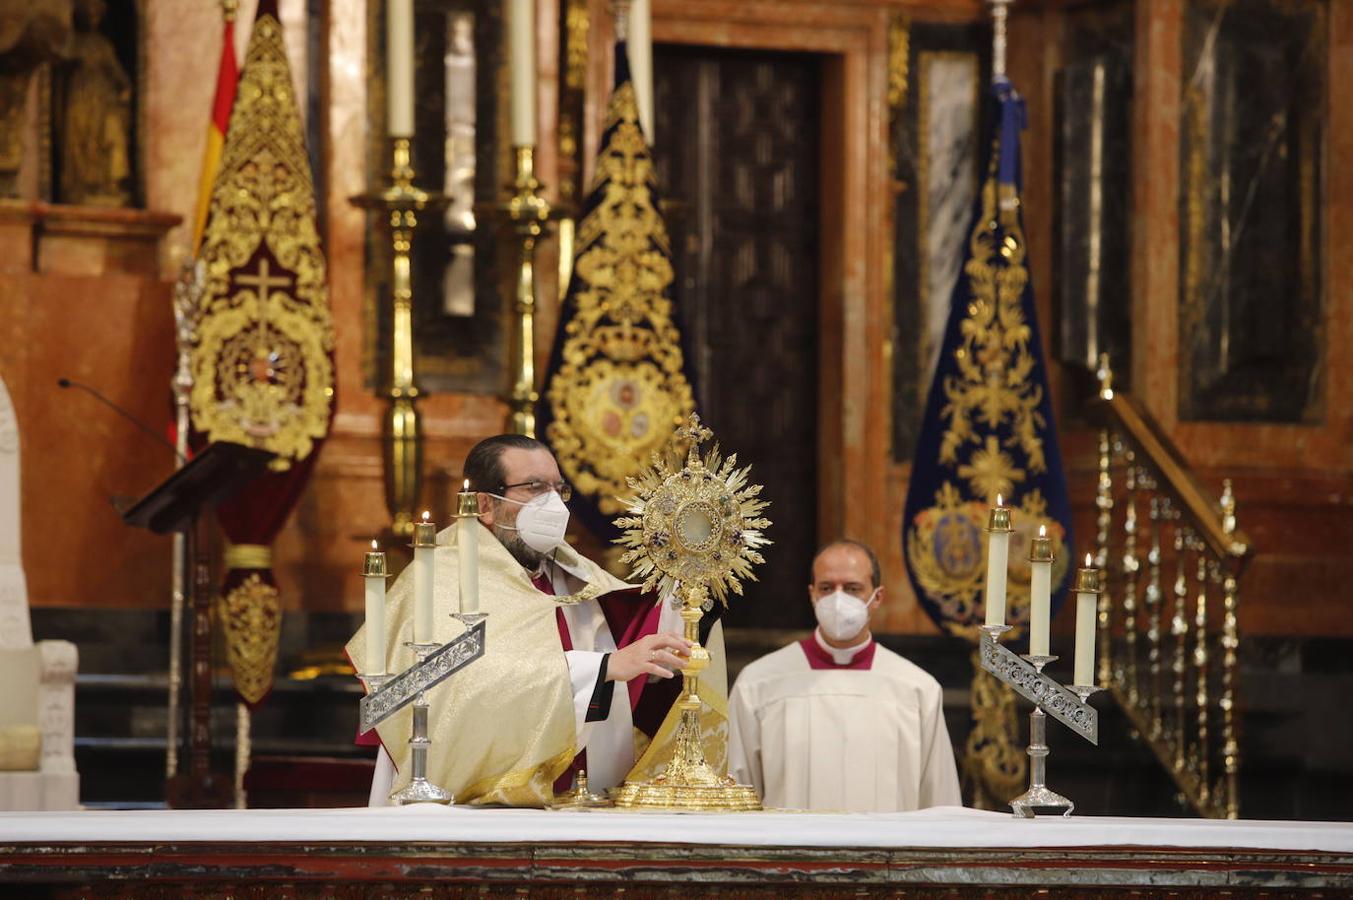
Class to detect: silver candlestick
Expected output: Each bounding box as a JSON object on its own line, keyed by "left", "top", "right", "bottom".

{"left": 390, "top": 640, "right": 452, "bottom": 805}
{"left": 979, "top": 625, "right": 1102, "bottom": 818}
{"left": 359, "top": 615, "right": 489, "bottom": 805}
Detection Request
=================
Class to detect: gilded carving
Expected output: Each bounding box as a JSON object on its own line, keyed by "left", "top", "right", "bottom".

{"left": 887, "top": 13, "right": 910, "bottom": 112}
{"left": 565, "top": 0, "right": 589, "bottom": 91}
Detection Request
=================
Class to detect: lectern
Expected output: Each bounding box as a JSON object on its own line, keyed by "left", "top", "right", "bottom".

{"left": 123, "top": 442, "right": 274, "bottom": 808}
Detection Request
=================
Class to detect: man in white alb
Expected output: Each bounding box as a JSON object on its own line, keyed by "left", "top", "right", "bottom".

{"left": 727, "top": 539, "right": 962, "bottom": 812}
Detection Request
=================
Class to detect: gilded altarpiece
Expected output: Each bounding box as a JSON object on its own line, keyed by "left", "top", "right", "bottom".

{"left": 1178, "top": 0, "right": 1325, "bottom": 422}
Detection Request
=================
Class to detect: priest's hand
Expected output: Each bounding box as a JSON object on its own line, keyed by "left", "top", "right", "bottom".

{"left": 607, "top": 633, "right": 692, "bottom": 682}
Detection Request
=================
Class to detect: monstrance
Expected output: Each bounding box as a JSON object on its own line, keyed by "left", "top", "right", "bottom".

{"left": 610, "top": 414, "right": 770, "bottom": 811}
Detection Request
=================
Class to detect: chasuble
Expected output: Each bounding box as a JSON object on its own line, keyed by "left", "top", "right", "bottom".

{"left": 346, "top": 524, "right": 729, "bottom": 807}
{"left": 727, "top": 637, "right": 961, "bottom": 813}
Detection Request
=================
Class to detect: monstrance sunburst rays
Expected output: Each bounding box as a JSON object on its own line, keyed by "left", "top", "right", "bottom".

{"left": 608, "top": 413, "right": 769, "bottom": 811}
{"left": 613, "top": 414, "right": 771, "bottom": 607}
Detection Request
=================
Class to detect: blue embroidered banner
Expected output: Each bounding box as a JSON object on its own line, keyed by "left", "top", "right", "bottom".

{"left": 902, "top": 76, "right": 1074, "bottom": 642}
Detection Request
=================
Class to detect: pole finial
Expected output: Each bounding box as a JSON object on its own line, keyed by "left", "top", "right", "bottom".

{"left": 612, "top": 0, "right": 632, "bottom": 42}
{"left": 988, "top": 0, "right": 1014, "bottom": 81}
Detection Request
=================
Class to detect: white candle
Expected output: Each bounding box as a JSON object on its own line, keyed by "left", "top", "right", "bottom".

{"left": 507, "top": 0, "right": 536, "bottom": 146}
{"left": 628, "top": 0, "right": 654, "bottom": 143}
{"left": 457, "top": 479, "right": 480, "bottom": 614}
{"left": 1073, "top": 554, "right": 1100, "bottom": 686}
{"left": 387, "top": 0, "right": 415, "bottom": 137}
{"left": 984, "top": 494, "right": 1011, "bottom": 627}
{"left": 412, "top": 510, "right": 437, "bottom": 643}
{"left": 363, "top": 540, "right": 388, "bottom": 676}
{"left": 1029, "top": 524, "right": 1053, "bottom": 657}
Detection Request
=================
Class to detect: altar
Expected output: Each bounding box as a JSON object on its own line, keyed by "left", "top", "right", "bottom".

{"left": 1, "top": 806, "right": 1351, "bottom": 895}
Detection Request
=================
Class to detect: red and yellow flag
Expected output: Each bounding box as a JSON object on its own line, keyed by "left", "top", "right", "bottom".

{"left": 190, "top": 4, "right": 240, "bottom": 253}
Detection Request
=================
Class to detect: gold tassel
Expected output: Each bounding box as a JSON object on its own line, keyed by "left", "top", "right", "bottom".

{"left": 218, "top": 573, "right": 282, "bottom": 705}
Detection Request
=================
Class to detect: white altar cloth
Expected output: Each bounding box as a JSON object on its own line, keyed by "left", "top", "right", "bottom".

{"left": 2, "top": 805, "right": 1351, "bottom": 854}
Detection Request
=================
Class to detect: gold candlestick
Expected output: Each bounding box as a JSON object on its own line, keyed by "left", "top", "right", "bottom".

{"left": 504, "top": 145, "right": 552, "bottom": 437}
{"left": 1072, "top": 564, "right": 1102, "bottom": 595}
{"left": 352, "top": 138, "right": 447, "bottom": 537}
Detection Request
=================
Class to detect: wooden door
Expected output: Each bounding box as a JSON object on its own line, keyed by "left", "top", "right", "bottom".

{"left": 653, "top": 45, "right": 822, "bottom": 629}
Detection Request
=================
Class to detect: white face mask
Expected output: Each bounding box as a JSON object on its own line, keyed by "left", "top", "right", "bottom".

{"left": 492, "top": 490, "right": 570, "bottom": 553}
{"left": 813, "top": 589, "right": 877, "bottom": 642}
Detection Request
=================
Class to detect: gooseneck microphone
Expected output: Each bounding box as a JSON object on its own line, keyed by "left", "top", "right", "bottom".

{"left": 57, "top": 377, "right": 187, "bottom": 463}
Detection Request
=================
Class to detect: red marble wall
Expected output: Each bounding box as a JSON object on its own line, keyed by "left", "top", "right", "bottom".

{"left": 0, "top": 203, "right": 179, "bottom": 609}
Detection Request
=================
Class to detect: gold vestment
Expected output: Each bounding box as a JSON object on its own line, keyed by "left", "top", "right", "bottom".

{"left": 346, "top": 524, "right": 728, "bottom": 807}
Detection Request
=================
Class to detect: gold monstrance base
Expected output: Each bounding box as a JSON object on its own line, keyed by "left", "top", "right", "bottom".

{"left": 609, "top": 415, "right": 770, "bottom": 812}
{"left": 612, "top": 601, "right": 759, "bottom": 811}
{"left": 611, "top": 706, "right": 760, "bottom": 811}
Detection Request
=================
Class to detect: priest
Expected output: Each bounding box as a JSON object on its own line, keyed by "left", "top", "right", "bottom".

{"left": 727, "top": 540, "right": 961, "bottom": 812}
{"left": 347, "top": 434, "right": 706, "bottom": 807}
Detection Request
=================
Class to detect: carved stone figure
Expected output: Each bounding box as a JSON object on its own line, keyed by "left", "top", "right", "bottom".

{"left": 58, "top": 0, "right": 130, "bottom": 206}
{"left": 0, "top": 0, "right": 73, "bottom": 197}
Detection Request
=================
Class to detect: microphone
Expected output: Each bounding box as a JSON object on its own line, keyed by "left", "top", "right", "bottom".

{"left": 57, "top": 377, "right": 187, "bottom": 463}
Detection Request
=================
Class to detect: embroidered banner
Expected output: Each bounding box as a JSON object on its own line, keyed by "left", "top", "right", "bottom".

{"left": 190, "top": 0, "right": 333, "bottom": 704}
{"left": 537, "top": 44, "right": 696, "bottom": 540}
{"left": 902, "top": 76, "right": 1074, "bottom": 643}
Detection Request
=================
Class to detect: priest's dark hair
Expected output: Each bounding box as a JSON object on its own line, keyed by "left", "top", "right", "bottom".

{"left": 814, "top": 539, "right": 882, "bottom": 588}
{"left": 463, "top": 433, "right": 548, "bottom": 494}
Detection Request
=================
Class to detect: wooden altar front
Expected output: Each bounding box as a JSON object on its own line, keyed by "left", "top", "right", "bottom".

{"left": 1, "top": 806, "right": 1351, "bottom": 896}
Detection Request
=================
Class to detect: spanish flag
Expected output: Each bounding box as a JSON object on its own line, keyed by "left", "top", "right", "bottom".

{"left": 190, "top": 4, "right": 239, "bottom": 254}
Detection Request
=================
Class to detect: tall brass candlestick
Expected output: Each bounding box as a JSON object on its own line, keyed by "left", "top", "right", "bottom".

{"left": 504, "top": 145, "right": 552, "bottom": 437}
{"left": 352, "top": 139, "right": 447, "bottom": 536}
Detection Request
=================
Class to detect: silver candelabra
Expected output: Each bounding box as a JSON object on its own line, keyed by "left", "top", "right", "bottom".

{"left": 980, "top": 625, "right": 1102, "bottom": 817}
{"left": 359, "top": 612, "right": 488, "bottom": 805}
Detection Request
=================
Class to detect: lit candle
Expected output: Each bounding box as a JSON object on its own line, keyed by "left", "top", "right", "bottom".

{"left": 363, "top": 540, "right": 388, "bottom": 676}
{"left": 984, "top": 494, "right": 1012, "bottom": 627}
{"left": 1073, "top": 554, "right": 1101, "bottom": 686}
{"left": 628, "top": 0, "right": 654, "bottom": 142}
{"left": 387, "top": 0, "right": 415, "bottom": 137}
{"left": 412, "top": 510, "right": 437, "bottom": 643}
{"left": 457, "top": 479, "right": 480, "bottom": 614}
{"left": 1029, "top": 524, "right": 1054, "bottom": 657}
{"left": 506, "top": 0, "right": 536, "bottom": 146}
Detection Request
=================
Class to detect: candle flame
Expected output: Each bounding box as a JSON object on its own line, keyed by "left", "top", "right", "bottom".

{"left": 996, "top": 493, "right": 1003, "bottom": 507}
{"left": 371, "top": 539, "right": 378, "bottom": 551}
{"left": 1038, "top": 524, "right": 1047, "bottom": 538}
{"left": 1085, "top": 552, "right": 1093, "bottom": 567}
{"left": 421, "top": 510, "right": 430, "bottom": 522}
{"left": 463, "top": 478, "right": 470, "bottom": 490}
